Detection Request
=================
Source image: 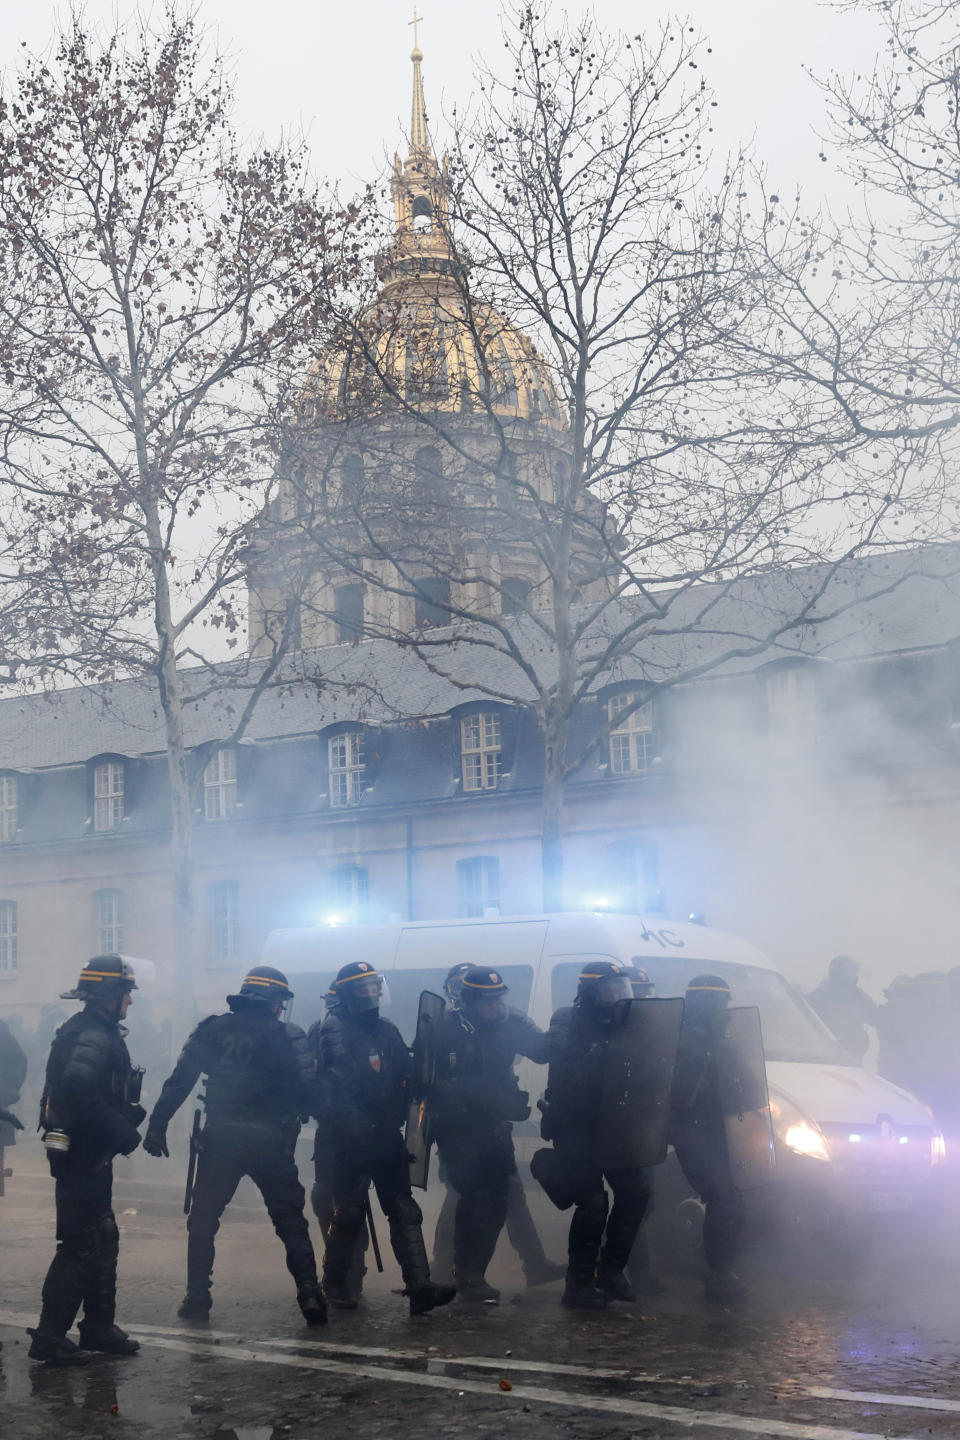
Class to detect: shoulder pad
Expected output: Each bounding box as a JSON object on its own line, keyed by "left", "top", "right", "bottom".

{"left": 283, "top": 1022, "right": 307, "bottom": 1042}
{"left": 192, "top": 1014, "right": 225, "bottom": 1038}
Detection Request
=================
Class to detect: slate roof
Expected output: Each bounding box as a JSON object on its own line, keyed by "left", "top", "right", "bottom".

{"left": 2, "top": 543, "right": 960, "bottom": 774}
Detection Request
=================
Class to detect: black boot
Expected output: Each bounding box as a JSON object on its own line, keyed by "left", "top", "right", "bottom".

{"left": 297, "top": 1282, "right": 328, "bottom": 1327}
{"left": 177, "top": 1291, "right": 211, "bottom": 1321}
{"left": 77, "top": 1322, "right": 140, "bottom": 1355}
{"left": 407, "top": 1281, "right": 457, "bottom": 1316}
{"left": 596, "top": 1267, "right": 636, "bottom": 1302}
{"left": 26, "top": 1329, "right": 90, "bottom": 1366}
{"left": 563, "top": 1190, "right": 609, "bottom": 1310}
{"left": 455, "top": 1275, "right": 500, "bottom": 1305}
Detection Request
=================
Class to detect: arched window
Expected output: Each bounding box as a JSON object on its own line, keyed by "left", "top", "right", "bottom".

{"left": 203, "top": 749, "right": 237, "bottom": 821}
{"left": 0, "top": 774, "right": 18, "bottom": 843}
{"left": 207, "top": 880, "right": 240, "bottom": 963}
{"left": 329, "top": 729, "right": 365, "bottom": 808}
{"left": 93, "top": 759, "right": 125, "bottom": 831}
{"left": 94, "top": 888, "right": 124, "bottom": 953}
{"left": 502, "top": 577, "right": 533, "bottom": 617}
{"left": 412, "top": 195, "right": 433, "bottom": 232}
{"left": 0, "top": 899, "right": 18, "bottom": 973}
{"left": 334, "top": 584, "right": 364, "bottom": 642}
{"left": 415, "top": 577, "right": 450, "bottom": 629}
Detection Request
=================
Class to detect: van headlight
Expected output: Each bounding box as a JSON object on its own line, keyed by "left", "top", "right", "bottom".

{"left": 769, "top": 1093, "right": 831, "bottom": 1163}
{"left": 931, "top": 1132, "right": 947, "bottom": 1166}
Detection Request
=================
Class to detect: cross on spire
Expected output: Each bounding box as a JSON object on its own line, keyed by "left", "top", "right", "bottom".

{"left": 409, "top": 9, "right": 423, "bottom": 52}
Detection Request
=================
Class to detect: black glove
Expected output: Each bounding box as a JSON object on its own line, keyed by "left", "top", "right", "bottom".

{"left": 118, "top": 1129, "right": 141, "bottom": 1157}
{"left": 143, "top": 1125, "right": 169, "bottom": 1158}
{"left": 0, "top": 1107, "right": 23, "bottom": 1130}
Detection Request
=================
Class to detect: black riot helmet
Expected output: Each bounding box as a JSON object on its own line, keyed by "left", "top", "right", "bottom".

{"left": 627, "top": 961, "right": 654, "bottom": 1000}
{"left": 61, "top": 954, "right": 138, "bottom": 1004}
{"left": 227, "top": 966, "right": 294, "bottom": 1012}
{"left": 684, "top": 974, "right": 731, "bottom": 1025}
{"left": 332, "top": 961, "right": 383, "bottom": 1016}
{"left": 576, "top": 960, "right": 634, "bottom": 1015}
{"left": 443, "top": 962, "right": 474, "bottom": 1010}
{"left": 460, "top": 965, "right": 509, "bottom": 1024}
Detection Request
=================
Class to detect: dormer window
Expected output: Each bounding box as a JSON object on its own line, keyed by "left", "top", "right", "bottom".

{"left": 0, "top": 775, "right": 17, "bottom": 842}
{"left": 203, "top": 748, "right": 237, "bottom": 821}
{"left": 607, "top": 693, "right": 654, "bottom": 775}
{"left": 329, "top": 730, "right": 365, "bottom": 808}
{"left": 93, "top": 761, "right": 125, "bottom": 831}
{"left": 461, "top": 712, "right": 502, "bottom": 791}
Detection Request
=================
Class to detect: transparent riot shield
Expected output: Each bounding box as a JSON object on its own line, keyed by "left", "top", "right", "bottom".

{"left": 715, "top": 1005, "right": 777, "bottom": 1192}
{"left": 404, "top": 990, "right": 446, "bottom": 1190}
{"left": 595, "top": 997, "right": 684, "bottom": 1171}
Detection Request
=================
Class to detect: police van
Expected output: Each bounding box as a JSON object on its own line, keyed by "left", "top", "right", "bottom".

{"left": 262, "top": 912, "right": 946, "bottom": 1231}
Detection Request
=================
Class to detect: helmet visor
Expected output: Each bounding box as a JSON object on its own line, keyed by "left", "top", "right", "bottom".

{"left": 595, "top": 975, "right": 634, "bottom": 1008}
{"left": 344, "top": 973, "right": 385, "bottom": 1012}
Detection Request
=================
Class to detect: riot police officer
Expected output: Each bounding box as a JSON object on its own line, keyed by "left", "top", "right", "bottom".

{"left": 28, "top": 956, "right": 144, "bottom": 1364}
{"left": 0, "top": 1013, "right": 27, "bottom": 1193}
{"left": 144, "top": 967, "right": 325, "bottom": 1326}
{"left": 431, "top": 965, "right": 551, "bottom": 1304}
{"left": 316, "top": 960, "right": 455, "bottom": 1316}
{"left": 537, "top": 961, "right": 652, "bottom": 1310}
{"left": 431, "top": 964, "right": 563, "bottom": 1292}
{"left": 671, "top": 975, "right": 746, "bottom": 1304}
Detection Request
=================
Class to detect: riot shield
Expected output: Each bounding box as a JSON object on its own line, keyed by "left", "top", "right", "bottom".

{"left": 404, "top": 990, "right": 446, "bottom": 1190}
{"left": 595, "top": 997, "right": 684, "bottom": 1171}
{"left": 715, "top": 1005, "right": 777, "bottom": 1192}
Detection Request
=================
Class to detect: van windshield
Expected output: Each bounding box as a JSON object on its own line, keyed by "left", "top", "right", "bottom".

{"left": 550, "top": 958, "right": 848, "bottom": 1065}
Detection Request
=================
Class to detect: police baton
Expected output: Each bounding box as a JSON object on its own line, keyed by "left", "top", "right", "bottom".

{"left": 183, "top": 1108, "right": 202, "bottom": 1216}
{"left": 365, "top": 1195, "right": 384, "bottom": 1273}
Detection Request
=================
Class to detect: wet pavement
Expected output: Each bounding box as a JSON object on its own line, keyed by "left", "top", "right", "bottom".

{"left": 3, "top": 1151, "right": 960, "bottom": 1439}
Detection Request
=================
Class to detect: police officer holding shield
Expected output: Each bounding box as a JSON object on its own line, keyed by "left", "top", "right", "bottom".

{"left": 536, "top": 961, "right": 654, "bottom": 1310}
{"left": 315, "top": 960, "right": 455, "bottom": 1316}
{"left": 670, "top": 974, "right": 747, "bottom": 1304}
{"left": 431, "top": 965, "right": 552, "bottom": 1304}
{"left": 28, "top": 956, "right": 144, "bottom": 1365}
{"left": 144, "top": 966, "right": 325, "bottom": 1326}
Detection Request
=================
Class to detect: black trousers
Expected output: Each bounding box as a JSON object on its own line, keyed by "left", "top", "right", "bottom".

{"left": 312, "top": 1142, "right": 368, "bottom": 1298}
{"left": 38, "top": 1152, "right": 119, "bottom": 1337}
{"left": 672, "top": 1123, "right": 744, "bottom": 1274}
{"left": 433, "top": 1166, "right": 553, "bottom": 1282}
{"left": 323, "top": 1132, "right": 430, "bottom": 1292}
{"left": 187, "top": 1125, "right": 317, "bottom": 1298}
{"left": 435, "top": 1125, "right": 517, "bottom": 1283}
{"left": 554, "top": 1136, "right": 651, "bottom": 1285}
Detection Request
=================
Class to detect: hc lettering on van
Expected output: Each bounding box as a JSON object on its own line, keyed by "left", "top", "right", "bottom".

{"left": 637, "top": 924, "right": 685, "bottom": 949}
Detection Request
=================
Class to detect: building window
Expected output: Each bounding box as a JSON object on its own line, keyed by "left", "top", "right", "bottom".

{"left": 203, "top": 749, "right": 237, "bottom": 821}
{"left": 461, "top": 712, "right": 502, "bottom": 792}
{"left": 0, "top": 900, "right": 17, "bottom": 973}
{"left": 0, "top": 775, "right": 17, "bottom": 842}
{"left": 765, "top": 666, "right": 817, "bottom": 748}
{"left": 334, "top": 584, "right": 364, "bottom": 642}
{"left": 332, "top": 863, "right": 369, "bottom": 920}
{"left": 207, "top": 880, "right": 239, "bottom": 963}
{"left": 412, "top": 195, "right": 433, "bottom": 232}
{"left": 502, "top": 577, "right": 532, "bottom": 616}
{"left": 94, "top": 888, "right": 124, "bottom": 953}
{"left": 606, "top": 839, "right": 659, "bottom": 913}
{"left": 458, "top": 856, "right": 500, "bottom": 918}
{"left": 607, "top": 693, "right": 654, "bottom": 775}
{"left": 93, "top": 760, "right": 125, "bottom": 831}
{"left": 415, "top": 577, "right": 450, "bottom": 629}
{"left": 329, "top": 731, "right": 365, "bottom": 808}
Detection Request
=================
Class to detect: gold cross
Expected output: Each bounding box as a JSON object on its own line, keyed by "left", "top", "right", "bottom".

{"left": 409, "top": 8, "right": 423, "bottom": 49}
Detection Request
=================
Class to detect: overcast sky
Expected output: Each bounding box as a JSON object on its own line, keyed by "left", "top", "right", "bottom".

{"left": 4, "top": 1, "right": 886, "bottom": 209}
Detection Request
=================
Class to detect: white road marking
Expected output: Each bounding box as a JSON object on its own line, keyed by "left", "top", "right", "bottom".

{"left": 809, "top": 1386, "right": 960, "bottom": 1416}
{"left": 136, "top": 1333, "right": 908, "bottom": 1440}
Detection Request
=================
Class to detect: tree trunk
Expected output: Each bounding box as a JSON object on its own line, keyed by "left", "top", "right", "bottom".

{"left": 541, "top": 718, "right": 568, "bottom": 913}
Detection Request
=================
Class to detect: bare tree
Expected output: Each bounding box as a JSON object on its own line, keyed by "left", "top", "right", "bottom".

{"left": 0, "top": 8, "right": 349, "bottom": 1020}
{"left": 257, "top": 8, "right": 958, "bottom": 913}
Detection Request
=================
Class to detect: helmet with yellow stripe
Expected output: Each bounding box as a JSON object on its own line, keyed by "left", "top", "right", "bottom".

{"left": 61, "top": 954, "right": 138, "bottom": 1002}
{"left": 227, "top": 965, "right": 295, "bottom": 1010}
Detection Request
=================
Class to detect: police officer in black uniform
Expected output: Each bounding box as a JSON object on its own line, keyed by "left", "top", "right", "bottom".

{"left": 539, "top": 960, "right": 652, "bottom": 1310}
{"left": 671, "top": 974, "right": 746, "bottom": 1304}
{"left": 431, "top": 965, "right": 551, "bottom": 1303}
{"left": 144, "top": 966, "right": 325, "bottom": 1326}
{"left": 431, "top": 964, "right": 563, "bottom": 1292}
{"left": 0, "top": 1013, "right": 27, "bottom": 1193}
{"left": 315, "top": 960, "right": 455, "bottom": 1316}
{"left": 28, "top": 955, "right": 144, "bottom": 1364}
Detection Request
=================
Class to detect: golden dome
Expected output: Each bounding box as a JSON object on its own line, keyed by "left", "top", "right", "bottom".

{"left": 306, "top": 43, "right": 565, "bottom": 430}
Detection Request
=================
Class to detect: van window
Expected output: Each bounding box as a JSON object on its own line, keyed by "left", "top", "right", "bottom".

{"left": 389, "top": 965, "right": 534, "bottom": 1045}
{"left": 550, "top": 957, "right": 846, "bottom": 1066}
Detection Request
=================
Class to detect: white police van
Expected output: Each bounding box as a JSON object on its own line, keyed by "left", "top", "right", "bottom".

{"left": 263, "top": 912, "right": 945, "bottom": 1228}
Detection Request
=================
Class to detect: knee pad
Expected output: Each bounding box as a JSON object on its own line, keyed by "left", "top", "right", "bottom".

{"left": 96, "top": 1214, "right": 120, "bottom": 1252}
{"left": 332, "top": 1200, "right": 365, "bottom": 1232}
{"left": 390, "top": 1193, "right": 423, "bottom": 1229}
